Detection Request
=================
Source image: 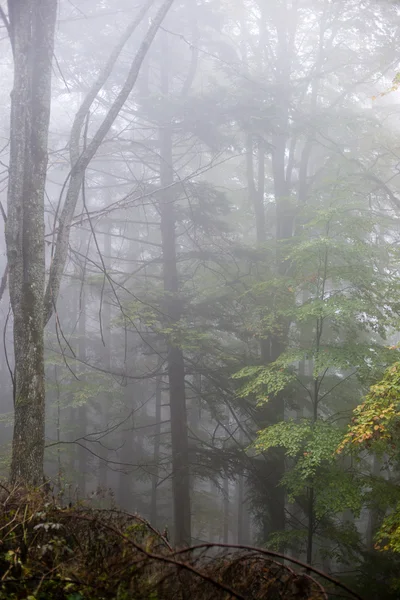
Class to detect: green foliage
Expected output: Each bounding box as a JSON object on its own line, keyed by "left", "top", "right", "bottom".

{"left": 233, "top": 364, "right": 295, "bottom": 402}
{"left": 252, "top": 419, "right": 364, "bottom": 520}
{"left": 375, "top": 503, "right": 400, "bottom": 552}
{"left": 351, "top": 550, "right": 400, "bottom": 600}
{"left": 234, "top": 197, "right": 400, "bottom": 561}
{"left": 312, "top": 467, "right": 363, "bottom": 518}
{"left": 338, "top": 362, "right": 400, "bottom": 556}
{"left": 254, "top": 419, "right": 343, "bottom": 472}
{"left": 253, "top": 419, "right": 314, "bottom": 458}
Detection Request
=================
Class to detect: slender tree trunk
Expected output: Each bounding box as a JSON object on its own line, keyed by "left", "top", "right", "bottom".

{"left": 77, "top": 286, "right": 87, "bottom": 497}
{"left": 246, "top": 85, "right": 286, "bottom": 541}
{"left": 7, "top": 0, "right": 58, "bottom": 486}
{"left": 223, "top": 477, "right": 229, "bottom": 544}
{"left": 237, "top": 473, "right": 245, "bottom": 544}
{"left": 98, "top": 225, "right": 112, "bottom": 491}
{"left": 366, "top": 456, "right": 381, "bottom": 551}
{"left": 236, "top": 458, "right": 250, "bottom": 545}
{"left": 117, "top": 382, "right": 135, "bottom": 511}
{"left": 246, "top": 135, "right": 266, "bottom": 245}
{"left": 150, "top": 376, "right": 162, "bottom": 527}
{"left": 261, "top": 1, "right": 299, "bottom": 541}
{"left": 306, "top": 364, "right": 320, "bottom": 565}
{"left": 306, "top": 487, "right": 314, "bottom": 564}
{"left": 54, "top": 365, "right": 62, "bottom": 495}
{"left": 159, "top": 33, "right": 191, "bottom": 547}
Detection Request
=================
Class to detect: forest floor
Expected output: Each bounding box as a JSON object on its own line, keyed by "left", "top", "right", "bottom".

{"left": 0, "top": 486, "right": 363, "bottom": 599}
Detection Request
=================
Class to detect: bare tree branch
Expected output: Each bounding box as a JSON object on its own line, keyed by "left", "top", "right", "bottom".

{"left": 0, "top": 263, "right": 8, "bottom": 304}
{"left": 44, "top": 0, "right": 174, "bottom": 324}
{"left": 0, "top": 3, "right": 12, "bottom": 53}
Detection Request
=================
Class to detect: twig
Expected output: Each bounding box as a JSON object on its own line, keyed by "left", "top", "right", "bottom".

{"left": 174, "top": 543, "right": 364, "bottom": 600}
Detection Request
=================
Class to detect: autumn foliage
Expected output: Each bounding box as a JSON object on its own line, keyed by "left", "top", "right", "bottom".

{"left": 337, "top": 361, "right": 400, "bottom": 454}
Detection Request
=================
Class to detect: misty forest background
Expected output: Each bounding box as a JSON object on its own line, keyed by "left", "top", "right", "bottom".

{"left": 2, "top": 0, "right": 400, "bottom": 597}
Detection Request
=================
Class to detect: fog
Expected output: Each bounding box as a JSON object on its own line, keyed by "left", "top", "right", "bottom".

{"left": 1, "top": 0, "right": 400, "bottom": 597}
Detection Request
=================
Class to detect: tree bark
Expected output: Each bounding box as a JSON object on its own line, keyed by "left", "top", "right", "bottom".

{"left": 77, "top": 284, "right": 87, "bottom": 497}
{"left": 150, "top": 376, "right": 162, "bottom": 528}
{"left": 159, "top": 33, "right": 191, "bottom": 547}
{"left": 98, "top": 226, "right": 112, "bottom": 491}
{"left": 245, "top": 54, "right": 287, "bottom": 540}
{"left": 366, "top": 456, "right": 381, "bottom": 551}
{"left": 117, "top": 383, "right": 135, "bottom": 511}
{"left": 246, "top": 134, "right": 266, "bottom": 244}
{"left": 261, "top": 0, "right": 299, "bottom": 542}
{"left": 223, "top": 477, "right": 229, "bottom": 543}
{"left": 237, "top": 473, "right": 245, "bottom": 544}
{"left": 7, "top": 0, "right": 57, "bottom": 486}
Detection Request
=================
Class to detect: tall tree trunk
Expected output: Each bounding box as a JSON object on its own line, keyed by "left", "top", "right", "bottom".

{"left": 237, "top": 473, "right": 245, "bottom": 544}
{"left": 261, "top": 0, "right": 298, "bottom": 542}
{"left": 77, "top": 284, "right": 87, "bottom": 497}
{"left": 117, "top": 382, "right": 134, "bottom": 511}
{"left": 223, "top": 477, "right": 229, "bottom": 543}
{"left": 246, "top": 91, "right": 286, "bottom": 541}
{"left": 7, "top": 0, "right": 58, "bottom": 486}
{"left": 98, "top": 225, "right": 112, "bottom": 491}
{"left": 366, "top": 456, "right": 381, "bottom": 552}
{"left": 150, "top": 376, "right": 162, "bottom": 528}
{"left": 159, "top": 33, "right": 191, "bottom": 547}
{"left": 246, "top": 135, "right": 266, "bottom": 245}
